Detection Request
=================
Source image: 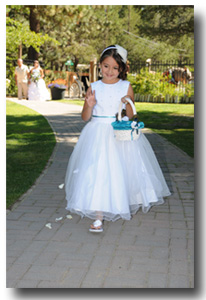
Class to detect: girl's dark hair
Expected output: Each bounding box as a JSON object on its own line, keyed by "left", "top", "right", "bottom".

{"left": 100, "top": 45, "right": 127, "bottom": 80}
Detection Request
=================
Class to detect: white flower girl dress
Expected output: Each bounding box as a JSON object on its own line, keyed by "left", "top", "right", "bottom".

{"left": 65, "top": 79, "right": 171, "bottom": 221}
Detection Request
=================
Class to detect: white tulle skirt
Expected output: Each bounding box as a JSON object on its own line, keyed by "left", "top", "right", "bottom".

{"left": 28, "top": 79, "right": 50, "bottom": 101}
{"left": 65, "top": 117, "right": 171, "bottom": 222}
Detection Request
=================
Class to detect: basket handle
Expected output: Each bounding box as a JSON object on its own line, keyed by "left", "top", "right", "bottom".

{"left": 118, "top": 97, "right": 136, "bottom": 121}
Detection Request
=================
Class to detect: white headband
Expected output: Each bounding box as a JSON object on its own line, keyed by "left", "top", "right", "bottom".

{"left": 101, "top": 45, "right": 127, "bottom": 64}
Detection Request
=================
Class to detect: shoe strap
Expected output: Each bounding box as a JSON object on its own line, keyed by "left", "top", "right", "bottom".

{"left": 93, "top": 220, "right": 102, "bottom": 228}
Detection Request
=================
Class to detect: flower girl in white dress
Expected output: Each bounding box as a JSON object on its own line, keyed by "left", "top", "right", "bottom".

{"left": 65, "top": 45, "right": 171, "bottom": 232}
{"left": 28, "top": 60, "right": 50, "bottom": 101}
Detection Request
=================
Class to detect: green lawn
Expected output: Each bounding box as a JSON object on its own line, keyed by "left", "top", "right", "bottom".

{"left": 135, "top": 103, "right": 194, "bottom": 157}
{"left": 6, "top": 100, "right": 56, "bottom": 209}
{"left": 56, "top": 99, "right": 194, "bottom": 157}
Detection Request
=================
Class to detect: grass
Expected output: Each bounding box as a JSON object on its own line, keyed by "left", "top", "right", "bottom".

{"left": 6, "top": 100, "right": 56, "bottom": 209}
{"left": 135, "top": 103, "right": 194, "bottom": 157}
{"left": 55, "top": 99, "right": 194, "bottom": 157}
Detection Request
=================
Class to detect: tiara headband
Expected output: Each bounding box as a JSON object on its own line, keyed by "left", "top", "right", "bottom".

{"left": 101, "top": 45, "right": 127, "bottom": 64}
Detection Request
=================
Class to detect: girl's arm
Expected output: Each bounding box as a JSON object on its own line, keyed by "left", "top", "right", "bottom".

{"left": 121, "top": 83, "right": 135, "bottom": 119}
{"left": 81, "top": 87, "right": 96, "bottom": 121}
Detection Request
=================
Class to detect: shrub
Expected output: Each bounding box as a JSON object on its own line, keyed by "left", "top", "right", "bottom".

{"left": 6, "top": 59, "right": 18, "bottom": 96}
{"left": 128, "top": 69, "right": 194, "bottom": 99}
{"left": 128, "top": 69, "right": 164, "bottom": 97}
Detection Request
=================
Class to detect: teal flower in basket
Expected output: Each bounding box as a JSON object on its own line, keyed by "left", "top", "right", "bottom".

{"left": 137, "top": 121, "right": 145, "bottom": 129}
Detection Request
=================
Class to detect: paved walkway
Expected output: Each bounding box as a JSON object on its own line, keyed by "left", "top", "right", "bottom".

{"left": 6, "top": 98, "right": 194, "bottom": 288}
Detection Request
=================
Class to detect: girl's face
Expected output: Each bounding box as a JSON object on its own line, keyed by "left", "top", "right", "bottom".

{"left": 100, "top": 56, "right": 120, "bottom": 84}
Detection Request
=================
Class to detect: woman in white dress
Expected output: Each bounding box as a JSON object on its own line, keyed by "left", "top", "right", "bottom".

{"left": 28, "top": 60, "right": 50, "bottom": 101}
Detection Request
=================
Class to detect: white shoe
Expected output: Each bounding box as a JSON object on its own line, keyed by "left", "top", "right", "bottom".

{"left": 89, "top": 220, "right": 104, "bottom": 233}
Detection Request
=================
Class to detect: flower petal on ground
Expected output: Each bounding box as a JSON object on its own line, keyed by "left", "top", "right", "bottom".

{"left": 58, "top": 183, "right": 64, "bottom": 189}
{"left": 55, "top": 217, "right": 63, "bottom": 222}
{"left": 45, "top": 223, "right": 52, "bottom": 229}
{"left": 66, "top": 215, "right": 73, "bottom": 219}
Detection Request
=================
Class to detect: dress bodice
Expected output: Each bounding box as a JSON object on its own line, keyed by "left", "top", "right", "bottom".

{"left": 91, "top": 80, "right": 130, "bottom": 116}
{"left": 31, "top": 67, "right": 41, "bottom": 76}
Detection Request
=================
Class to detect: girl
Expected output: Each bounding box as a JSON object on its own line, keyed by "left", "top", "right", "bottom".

{"left": 65, "top": 45, "right": 171, "bottom": 233}
{"left": 28, "top": 60, "right": 50, "bottom": 101}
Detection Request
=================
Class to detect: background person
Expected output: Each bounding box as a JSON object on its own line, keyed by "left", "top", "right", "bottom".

{"left": 28, "top": 60, "right": 50, "bottom": 101}
{"left": 14, "top": 58, "right": 29, "bottom": 100}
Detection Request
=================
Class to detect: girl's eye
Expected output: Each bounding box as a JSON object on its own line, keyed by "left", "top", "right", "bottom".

{"left": 103, "top": 64, "right": 118, "bottom": 70}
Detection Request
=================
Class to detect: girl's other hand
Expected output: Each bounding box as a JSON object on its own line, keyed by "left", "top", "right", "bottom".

{"left": 85, "top": 90, "right": 97, "bottom": 108}
{"left": 121, "top": 93, "right": 134, "bottom": 119}
{"left": 121, "top": 95, "right": 132, "bottom": 103}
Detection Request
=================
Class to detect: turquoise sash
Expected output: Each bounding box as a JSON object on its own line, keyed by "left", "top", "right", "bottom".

{"left": 92, "top": 115, "right": 116, "bottom": 118}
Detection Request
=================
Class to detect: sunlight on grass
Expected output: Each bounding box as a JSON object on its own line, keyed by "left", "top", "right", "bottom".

{"left": 152, "top": 128, "right": 194, "bottom": 157}
{"left": 135, "top": 103, "right": 194, "bottom": 116}
{"left": 6, "top": 100, "right": 56, "bottom": 209}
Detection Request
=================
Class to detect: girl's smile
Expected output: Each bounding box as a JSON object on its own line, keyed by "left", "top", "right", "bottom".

{"left": 100, "top": 56, "right": 121, "bottom": 84}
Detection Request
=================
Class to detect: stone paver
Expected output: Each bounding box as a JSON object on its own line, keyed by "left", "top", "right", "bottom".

{"left": 6, "top": 98, "right": 194, "bottom": 288}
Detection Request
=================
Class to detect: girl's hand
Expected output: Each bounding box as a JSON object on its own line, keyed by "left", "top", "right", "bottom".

{"left": 85, "top": 90, "right": 96, "bottom": 108}
{"left": 121, "top": 94, "right": 134, "bottom": 119}
{"left": 121, "top": 95, "right": 132, "bottom": 103}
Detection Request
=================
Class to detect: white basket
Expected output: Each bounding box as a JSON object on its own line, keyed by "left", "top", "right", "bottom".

{"left": 113, "top": 98, "right": 141, "bottom": 141}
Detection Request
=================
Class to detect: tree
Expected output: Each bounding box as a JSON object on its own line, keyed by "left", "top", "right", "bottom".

{"left": 28, "top": 5, "right": 41, "bottom": 60}
{"left": 138, "top": 6, "right": 194, "bottom": 41}
{"left": 6, "top": 6, "right": 58, "bottom": 60}
{"left": 6, "top": 17, "right": 58, "bottom": 58}
{"left": 118, "top": 5, "right": 194, "bottom": 62}
{"left": 7, "top": 4, "right": 194, "bottom": 72}
{"left": 39, "top": 5, "right": 124, "bottom": 70}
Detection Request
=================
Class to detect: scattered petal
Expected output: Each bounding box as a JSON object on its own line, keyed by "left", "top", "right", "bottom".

{"left": 55, "top": 217, "right": 63, "bottom": 222}
{"left": 58, "top": 183, "right": 64, "bottom": 189}
{"left": 66, "top": 214, "right": 73, "bottom": 219}
{"left": 45, "top": 223, "right": 52, "bottom": 229}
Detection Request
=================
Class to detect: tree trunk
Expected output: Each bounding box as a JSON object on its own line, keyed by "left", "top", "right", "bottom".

{"left": 18, "top": 42, "right": 22, "bottom": 58}
{"left": 28, "top": 6, "right": 40, "bottom": 60}
{"left": 55, "top": 62, "right": 59, "bottom": 71}
{"left": 73, "top": 56, "right": 79, "bottom": 72}
{"left": 128, "top": 6, "right": 131, "bottom": 32}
